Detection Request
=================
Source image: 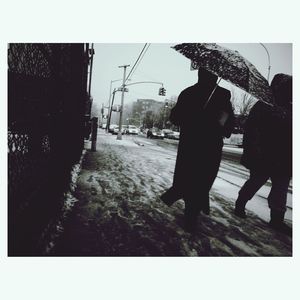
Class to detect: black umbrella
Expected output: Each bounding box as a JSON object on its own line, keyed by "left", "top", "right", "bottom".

{"left": 172, "top": 43, "right": 273, "bottom": 105}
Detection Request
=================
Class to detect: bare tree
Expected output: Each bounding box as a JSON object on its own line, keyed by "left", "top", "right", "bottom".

{"left": 170, "top": 95, "right": 178, "bottom": 103}
{"left": 91, "top": 100, "right": 100, "bottom": 118}
{"left": 231, "top": 88, "right": 257, "bottom": 116}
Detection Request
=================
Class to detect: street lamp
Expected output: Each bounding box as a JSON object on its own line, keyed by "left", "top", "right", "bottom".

{"left": 260, "top": 43, "right": 271, "bottom": 83}
{"left": 107, "top": 79, "right": 122, "bottom": 131}
{"left": 108, "top": 79, "right": 122, "bottom": 105}
{"left": 107, "top": 78, "right": 131, "bottom": 132}
{"left": 107, "top": 88, "right": 118, "bottom": 132}
{"left": 125, "top": 80, "right": 166, "bottom": 95}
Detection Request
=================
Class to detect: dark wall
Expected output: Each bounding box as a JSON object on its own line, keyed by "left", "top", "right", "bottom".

{"left": 8, "top": 43, "right": 89, "bottom": 255}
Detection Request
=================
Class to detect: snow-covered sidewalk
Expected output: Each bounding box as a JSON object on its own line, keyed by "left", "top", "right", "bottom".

{"left": 51, "top": 131, "right": 292, "bottom": 256}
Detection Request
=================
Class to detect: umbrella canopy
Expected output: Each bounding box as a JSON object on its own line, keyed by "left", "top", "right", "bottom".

{"left": 172, "top": 43, "right": 273, "bottom": 104}
{"left": 271, "top": 73, "right": 292, "bottom": 95}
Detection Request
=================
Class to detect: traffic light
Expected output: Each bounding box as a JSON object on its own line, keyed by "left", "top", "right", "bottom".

{"left": 159, "top": 87, "right": 166, "bottom": 96}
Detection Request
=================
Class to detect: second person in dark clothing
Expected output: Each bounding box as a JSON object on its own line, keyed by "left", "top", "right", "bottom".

{"left": 161, "top": 68, "right": 235, "bottom": 232}
{"left": 234, "top": 73, "right": 292, "bottom": 235}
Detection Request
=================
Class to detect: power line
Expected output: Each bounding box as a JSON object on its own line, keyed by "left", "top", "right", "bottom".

{"left": 129, "top": 44, "right": 151, "bottom": 80}
{"left": 125, "top": 43, "right": 147, "bottom": 82}
{"left": 125, "top": 43, "right": 149, "bottom": 83}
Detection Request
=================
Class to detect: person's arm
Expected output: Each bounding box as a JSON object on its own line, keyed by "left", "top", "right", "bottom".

{"left": 169, "top": 92, "right": 184, "bottom": 126}
{"left": 220, "top": 90, "right": 235, "bottom": 138}
{"left": 243, "top": 103, "right": 263, "bottom": 160}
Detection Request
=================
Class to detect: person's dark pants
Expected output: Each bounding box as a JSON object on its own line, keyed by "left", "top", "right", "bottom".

{"left": 238, "top": 169, "right": 290, "bottom": 213}
{"left": 184, "top": 149, "right": 222, "bottom": 220}
{"left": 162, "top": 140, "right": 222, "bottom": 231}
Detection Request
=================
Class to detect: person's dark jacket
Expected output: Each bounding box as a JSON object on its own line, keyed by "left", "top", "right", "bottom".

{"left": 170, "top": 83, "right": 234, "bottom": 138}
{"left": 241, "top": 101, "right": 292, "bottom": 176}
{"left": 169, "top": 82, "right": 234, "bottom": 212}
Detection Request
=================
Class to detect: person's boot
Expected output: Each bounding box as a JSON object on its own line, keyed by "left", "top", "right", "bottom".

{"left": 160, "top": 187, "right": 182, "bottom": 207}
{"left": 184, "top": 201, "right": 198, "bottom": 233}
{"left": 160, "top": 191, "right": 176, "bottom": 206}
{"left": 184, "top": 217, "right": 197, "bottom": 233}
{"left": 234, "top": 196, "right": 247, "bottom": 218}
{"left": 269, "top": 210, "right": 292, "bottom": 236}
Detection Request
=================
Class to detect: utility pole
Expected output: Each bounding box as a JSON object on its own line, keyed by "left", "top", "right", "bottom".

{"left": 163, "top": 100, "right": 169, "bottom": 129}
{"left": 91, "top": 117, "right": 98, "bottom": 151}
{"left": 117, "top": 64, "right": 130, "bottom": 140}
{"left": 101, "top": 103, "right": 104, "bottom": 124}
{"left": 88, "top": 43, "right": 95, "bottom": 98}
{"left": 107, "top": 88, "right": 117, "bottom": 132}
{"left": 107, "top": 80, "right": 114, "bottom": 132}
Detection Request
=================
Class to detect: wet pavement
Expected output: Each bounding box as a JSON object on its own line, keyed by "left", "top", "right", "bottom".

{"left": 50, "top": 131, "right": 292, "bottom": 256}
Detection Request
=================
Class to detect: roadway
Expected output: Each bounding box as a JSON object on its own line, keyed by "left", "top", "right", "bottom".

{"left": 130, "top": 134, "right": 292, "bottom": 222}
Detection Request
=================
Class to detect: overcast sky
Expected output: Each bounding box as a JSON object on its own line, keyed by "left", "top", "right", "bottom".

{"left": 91, "top": 43, "right": 292, "bottom": 109}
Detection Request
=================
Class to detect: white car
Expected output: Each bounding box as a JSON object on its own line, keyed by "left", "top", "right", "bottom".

{"left": 147, "top": 128, "right": 164, "bottom": 139}
{"left": 113, "top": 125, "right": 126, "bottom": 135}
{"left": 108, "top": 124, "right": 118, "bottom": 133}
{"left": 162, "top": 129, "right": 180, "bottom": 140}
{"left": 162, "top": 129, "right": 173, "bottom": 138}
{"left": 126, "top": 125, "right": 139, "bottom": 135}
{"left": 170, "top": 131, "right": 180, "bottom": 140}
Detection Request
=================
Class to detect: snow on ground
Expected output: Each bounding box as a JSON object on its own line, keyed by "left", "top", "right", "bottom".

{"left": 223, "top": 145, "right": 243, "bottom": 154}
{"left": 215, "top": 166, "right": 292, "bottom": 223}
{"left": 50, "top": 130, "right": 292, "bottom": 256}
{"left": 139, "top": 135, "right": 292, "bottom": 223}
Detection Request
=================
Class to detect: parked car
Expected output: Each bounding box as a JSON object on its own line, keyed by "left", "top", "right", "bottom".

{"left": 161, "top": 129, "right": 174, "bottom": 139}
{"left": 125, "top": 125, "right": 139, "bottom": 135}
{"left": 108, "top": 124, "right": 118, "bottom": 133}
{"left": 140, "top": 128, "right": 148, "bottom": 134}
{"left": 112, "top": 125, "right": 126, "bottom": 135}
{"left": 168, "top": 131, "right": 180, "bottom": 140}
{"left": 147, "top": 128, "right": 164, "bottom": 139}
{"left": 161, "top": 129, "right": 180, "bottom": 140}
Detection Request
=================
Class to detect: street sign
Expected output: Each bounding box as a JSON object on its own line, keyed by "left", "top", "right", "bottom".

{"left": 112, "top": 105, "right": 121, "bottom": 112}
{"left": 190, "top": 60, "right": 198, "bottom": 71}
{"left": 117, "top": 87, "right": 129, "bottom": 92}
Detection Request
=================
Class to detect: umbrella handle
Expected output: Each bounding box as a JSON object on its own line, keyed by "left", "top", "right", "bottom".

{"left": 203, "top": 78, "right": 222, "bottom": 109}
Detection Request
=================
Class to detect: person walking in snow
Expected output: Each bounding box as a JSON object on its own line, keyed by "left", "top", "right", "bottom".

{"left": 234, "top": 73, "right": 292, "bottom": 236}
{"left": 160, "top": 68, "right": 235, "bottom": 232}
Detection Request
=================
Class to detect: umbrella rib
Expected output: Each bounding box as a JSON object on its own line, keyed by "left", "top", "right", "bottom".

{"left": 203, "top": 78, "right": 222, "bottom": 109}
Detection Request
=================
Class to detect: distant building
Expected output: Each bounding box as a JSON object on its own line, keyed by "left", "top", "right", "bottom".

{"left": 129, "top": 99, "right": 163, "bottom": 128}
{"left": 133, "top": 99, "right": 163, "bottom": 116}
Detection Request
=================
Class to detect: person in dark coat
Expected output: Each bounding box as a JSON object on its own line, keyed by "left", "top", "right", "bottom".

{"left": 161, "top": 68, "right": 235, "bottom": 232}
{"left": 234, "top": 73, "right": 292, "bottom": 235}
